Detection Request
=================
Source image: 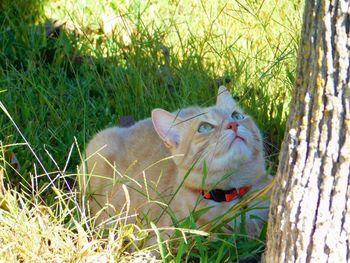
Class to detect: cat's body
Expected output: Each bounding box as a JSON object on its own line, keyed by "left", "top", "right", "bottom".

{"left": 80, "top": 86, "right": 270, "bottom": 235}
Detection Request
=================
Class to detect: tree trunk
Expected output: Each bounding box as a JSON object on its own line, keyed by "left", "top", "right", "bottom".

{"left": 266, "top": 0, "right": 350, "bottom": 262}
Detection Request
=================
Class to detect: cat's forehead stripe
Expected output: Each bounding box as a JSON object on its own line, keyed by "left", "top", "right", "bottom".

{"left": 210, "top": 108, "right": 227, "bottom": 119}
{"left": 178, "top": 111, "right": 208, "bottom": 125}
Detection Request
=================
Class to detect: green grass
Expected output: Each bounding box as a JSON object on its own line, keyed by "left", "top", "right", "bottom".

{"left": 0, "top": 0, "right": 303, "bottom": 261}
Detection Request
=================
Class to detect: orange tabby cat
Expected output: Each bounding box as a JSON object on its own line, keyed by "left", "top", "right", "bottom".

{"left": 80, "top": 86, "right": 270, "bottom": 235}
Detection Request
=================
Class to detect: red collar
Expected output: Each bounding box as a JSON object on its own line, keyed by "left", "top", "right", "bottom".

{"left": 201, "top": 186, "right": 251, "bottom": 202}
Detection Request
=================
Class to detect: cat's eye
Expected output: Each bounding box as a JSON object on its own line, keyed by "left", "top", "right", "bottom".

{"left": 231, "top": 111, "right": 245, "bottom": 121}
{"left": 198, "top": 122, "right": 214, "bottom": 133}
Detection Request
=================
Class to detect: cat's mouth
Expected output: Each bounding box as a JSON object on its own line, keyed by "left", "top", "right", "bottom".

{"left": 233, "top": 135, "right": 245, "bottom": 142}
{"left": 229, "top": 135, "right": 245, "bottom": 147}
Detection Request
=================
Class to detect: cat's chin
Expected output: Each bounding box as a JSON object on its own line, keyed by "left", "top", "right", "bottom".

{"left": 204, "top": 145, "right": 253, "bottom": 173}
{"left": 229, "top": 140, "right": 253, "bottom": 162}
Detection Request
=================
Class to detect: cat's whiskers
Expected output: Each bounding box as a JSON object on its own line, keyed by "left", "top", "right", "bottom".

{"left": 192, "top": 144, "right": 212, "bottom": 168}
{"left": 195, "top": 130, "right": 224, "bottom": 169}
{"left": 200, "top": 121, "right": 228, "bottom": 168}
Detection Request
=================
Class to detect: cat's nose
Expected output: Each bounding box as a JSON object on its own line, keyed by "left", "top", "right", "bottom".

{"left": 227, "top": 122, "right": 239, "bottom": 132}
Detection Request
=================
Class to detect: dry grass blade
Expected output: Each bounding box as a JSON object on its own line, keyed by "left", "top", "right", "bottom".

{"left": 0, "top": 168, "right": 4, "bottom": 197}
{"left": 0, "top": 168, "right": 10, "bottom": 212}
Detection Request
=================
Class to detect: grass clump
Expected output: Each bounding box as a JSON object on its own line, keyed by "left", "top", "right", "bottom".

{"left": 0, "top": 175, "right": 157, "bottom": 262}
{"left": 0, "top": 0, "right": 303, "bottom": 261}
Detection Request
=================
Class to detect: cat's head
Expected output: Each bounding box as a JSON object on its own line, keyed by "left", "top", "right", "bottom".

{"left": 151, "top": 86, "right": 265, "bottom": 188}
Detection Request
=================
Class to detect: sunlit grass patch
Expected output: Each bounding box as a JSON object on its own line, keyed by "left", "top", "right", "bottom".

{"left": 0, "top": 184, "right": 157, "bottom": 262}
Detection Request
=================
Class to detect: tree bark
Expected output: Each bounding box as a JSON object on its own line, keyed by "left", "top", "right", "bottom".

{"left": 266, "top": 0, "right": 350, "bottom": 262}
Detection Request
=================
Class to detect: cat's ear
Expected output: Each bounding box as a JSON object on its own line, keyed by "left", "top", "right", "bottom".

{"left": 216, "top": 86, "right": 236, "bottom": 109}
{"left": 152, "top": 109, "right": 183, "bottom": 148}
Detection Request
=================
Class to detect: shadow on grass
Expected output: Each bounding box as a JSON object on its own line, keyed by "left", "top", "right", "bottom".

{"left": 0, "top": 0, "right": 46, "bottom": 24}
{"left": 0, "top": 2, "right": 231, "bottom": 192}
